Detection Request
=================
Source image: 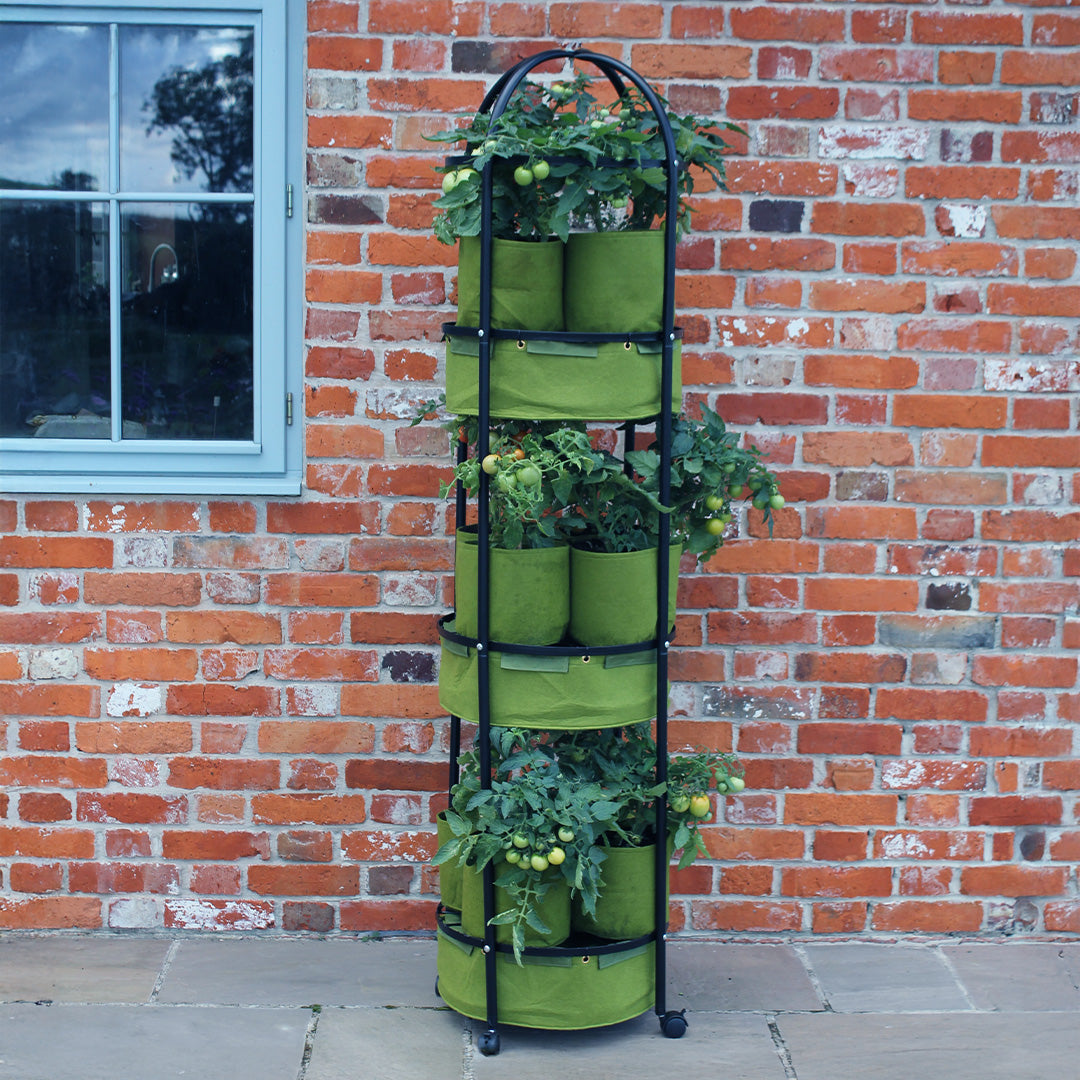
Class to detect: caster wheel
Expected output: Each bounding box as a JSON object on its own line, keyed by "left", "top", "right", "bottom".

{"left": 434, "top": 976, "right": 440, "bottom": 999}
{"left": 660, "top": 1010, "right": 688, "bottom": 1039}
{"left": 477, "top": 1028, "right": 501, "bottom": 1056}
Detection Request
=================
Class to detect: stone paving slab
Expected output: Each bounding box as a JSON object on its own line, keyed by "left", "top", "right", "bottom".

{"left": 0, "top": 938, "right": 170, "bottom": 1004}
{"left": 305, "top": 1005, "right": 466, "bottom": 1080}
{"left": 800, "top": 943, "right": 971, "bottom": 1012}
{"left": 777, "top": 1011, "right": 1080, "bottom": 1080}
{"left": 941, "top": 942, "right": 1080, "bottom": 1011}
{"left": 157, "top": 938, "right": 437, "bottom": 1006}
{"left": 0, "top": 1004, "right": 309, "bottom": 1080}
{"left": 668, "top": 942, "right": 823, "bottom": 1013}
{"left": 467, "top": 1011, "right": 788, "bottom": 1080}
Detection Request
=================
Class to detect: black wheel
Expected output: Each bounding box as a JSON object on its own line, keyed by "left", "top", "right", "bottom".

{"left": 660, "top": 1010, "right": 688, "bottom": 1039}
{"left": 434, "top": 976, "right": 440, "bottom": 998}
{"left": 477, "top": 1028, "right": 501, "bottom": 1056}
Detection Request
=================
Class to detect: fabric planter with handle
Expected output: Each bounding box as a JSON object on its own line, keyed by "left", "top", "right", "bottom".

{"left": 436, "top": 811, "right": 464, "bottom": 912}
{"left": 445, "top": 335, "right": 681, "bottom": 422}
{"left": 563, "top": 230, "right": 666, "bottom": 333}
{"left": 571, "top": 838, "right": 673, "bottom": 941}
{"left": 456, "top": 235, "right": 564, "bottom": 331}
{"left": 439, "top": 626, "right": 663, "bottom": 729}
{"left": 569, "top": 544, "right": 683, "bottom": 647}
{"left": 460, "top": 859, "right": 571, "bottom": 948}
{"left": 437, "top": 927, "right": 654, "bottom": 1030}
{"left": 454, "top": 530, "right": 569, "bottom": 646}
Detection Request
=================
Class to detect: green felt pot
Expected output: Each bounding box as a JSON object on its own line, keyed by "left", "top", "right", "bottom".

{"left": 439, "top": 627, "right": 663, "bottom": 729}
{"left": 563, "top": 230, "right": 666, "bottom": 333}
{"left": 454, "top": 531, "right": 569, "bottom": 646}
{"left": 437, "top": 926, "right": 654, "bottom": 1030}
{"left": 571, "top": 839, "right": 673, "bottom": 941}
{"left": 456, "top": 236, "right": 564, "bottom": 332}
{"left": 569, "top": 545, "right": 683, "bottom": 647}
{"left": 436, "top": 811, "right": 463, "bottom": 912}
{"left": 460, "top": 860, "right": 571, "bottom": 949}
{"left": 445, "top": 335, "right": 681, "bottom": 422}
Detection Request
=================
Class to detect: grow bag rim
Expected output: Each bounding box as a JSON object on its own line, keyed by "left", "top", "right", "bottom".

{"left": 437, "top": 904, "right": 656, "bottom": 958}
{"left": 438, "top": 613, "right": 675, "bottom": 657}
{"left": 445, "top": 151, "right": 680, "bottom": 174}
{"left": 442, "top": 323, "right": 684, "bottom": 345}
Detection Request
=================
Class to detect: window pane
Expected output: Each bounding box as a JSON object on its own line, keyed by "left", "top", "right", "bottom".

{"left": 120, "top": 203, "right": 253, "bottom": 440}
{"left": 0, "top": 201, "right": 111, "bottom": 439}
{"left": 0, "top": 24, "right": 109, "bottom": 191}
{"left": 121, "top": 26, "right": 254, "bottom": 194}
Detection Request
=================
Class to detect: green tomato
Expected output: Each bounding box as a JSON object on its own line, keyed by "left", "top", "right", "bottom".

{"left": 722, "top": 462, "right": 736, "bottom": 474}
{"left": 753, "top": 495, "right": 770, "bottom": 510}
{"left": 705, "top": 494, "right": 724, "bottom": 512}
{"left": 441, "top": 170, "right": 458, "bottom": 194}
{"left": 670, "top": 794, "right": 691, "bottom": 814}
{"left": 546, "top": 846, "right": 566, "bottom": 866}
{"left": 769, "top": 493, "right": 786, "bottom": 510}
{"left": 516, "top": 462, "right": 542, "bottom": 487}
{"left": 530, "top": 853, "right": 549, "bottom": 872}
{"left": 727, "top": 776, "right": 746, "bottom": 793}
{"left": 511, "top": 833, "right": 529, "bottom": 849}
{"left": 456, "top": 167, "right": 478, "bottom": 184}
{"left": 504, "top": 849, "right": 521, "bottom": 865}
{"left": 689, "top": 794, "right": 711, "bottom": 819}
{"left": 557, "top": 826, "right": 575, "bottom": 843}
{"left": 706, "top": 518, "right": 725, "bottom": 536}
{"left": 532, "top": 159, "right": 550, "bottom": 181}
{"left": 481, "top": 454, "right": 500, "bottom": 475}
{"left": 729, "top": 485, "right": 744, "bottom": 499}
{"left": 514, "top": 165, "right": 534, "bottom": 186}
{"left": 494, "top": 471, "right": 516, "bottom": 493}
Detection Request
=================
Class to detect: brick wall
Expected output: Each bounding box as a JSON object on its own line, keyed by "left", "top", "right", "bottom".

{"left": 1, "top": 0, "right": 1079, "bottom": 936}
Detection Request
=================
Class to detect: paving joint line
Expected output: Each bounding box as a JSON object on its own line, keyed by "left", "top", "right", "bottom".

{"left": 295, "top": 1005, "right": 322, "bottom": 1080}
{"left": 766, "top": 1013, "right": 799, "bottom": 1080}
{"left": 933, "top": 944, "right": 980, "bottom": 1012}
{"left": 790, "top": 943, "right": 833, "bottom": 1013}
{"left": 149, "top": 939, "right": 182, "bottom": 1003}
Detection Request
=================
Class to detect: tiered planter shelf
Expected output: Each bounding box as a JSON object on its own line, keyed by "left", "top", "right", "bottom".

{"left": 434, "top": 49, "right": 688, "bottom": 1056}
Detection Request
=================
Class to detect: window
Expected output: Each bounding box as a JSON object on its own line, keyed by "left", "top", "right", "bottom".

{"left": 0, "top": 0, "right": 301, "bottom": 494}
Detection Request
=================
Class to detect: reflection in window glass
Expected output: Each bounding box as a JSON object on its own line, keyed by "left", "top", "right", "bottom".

{"left": 0, "top": 24, "right": 109, "bottom": 191}
{"left": 0, "top": 202, "right": 111, "bottom": 438}
{"left": 121, "top": 26, "right": 254, "bottom": 194}
{"left": 120, "top": 203, "right": 254, "bottom": 440}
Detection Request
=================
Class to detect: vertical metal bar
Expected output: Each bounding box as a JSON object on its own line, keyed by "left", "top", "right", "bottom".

{"left": 476, "top": 134, "right": 498, "bottom": 1038}
{"left": 448, "top": 715, "right": 461, "bottom": 790}
{"left": 108, "top": 24, "right": 122, "bottom": 443}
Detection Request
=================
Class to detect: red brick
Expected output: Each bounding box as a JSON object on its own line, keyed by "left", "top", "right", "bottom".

{"left": 690, "top": 900, "right": 802, "bottom": 932}
{"left": 0, "top": 538, "right": 113, "bottom": 569}
{"left": 871, "top": 901, "right": 982, "bottom": 933}
{"left": 785, "top": 794, "right": 899, "bottom": 826}
{"left": 969, "top": 796, "right": 1063, "bottom": 826}
{"left": 961, "top": 866, "right": 1068, "bottom": 897}
{"left": 782, "top": 866, "right": 892, "bottom": 898}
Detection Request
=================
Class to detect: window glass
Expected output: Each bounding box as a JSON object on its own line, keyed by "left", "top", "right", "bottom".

{"left": 120, "top": 26, "right": 254, "bottom": 193}
{"left": 120, "top": 203, "right": 254, "bottom": 439}
{"left": 0, "top": 24, "right": 109, "bottom": 191}
{"left": 0, "top": 201, "right": 111, "bottom": 438}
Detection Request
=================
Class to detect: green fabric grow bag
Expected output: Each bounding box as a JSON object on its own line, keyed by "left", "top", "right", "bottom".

{"left": 438, "top": 625, "right": 663, "bottom": 729}
{"left": 436, "top": 811, "right": 463, "bottom": 912}
{"left": 571, "top": 840, "right": 672, "bottom": 941}
{"left": 437, "top": 922, "right": 655, "bottom": 1030}
{"left": 454, "top": 532, "right": 569, "bottom": 646}
{"left": 460, "top": 860, "right": 571, "bottom": 948}
{"left": 445, "top": 336, "right": 681, "bottom": 421}
{"left": 456, "top": 236, "right": 564, "bottom": 332}
{"left": 569, "top": 545, "right": 683, "bottom": 647}
{"left": 563, "top": 230, "right": 666, "bottom": 333}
